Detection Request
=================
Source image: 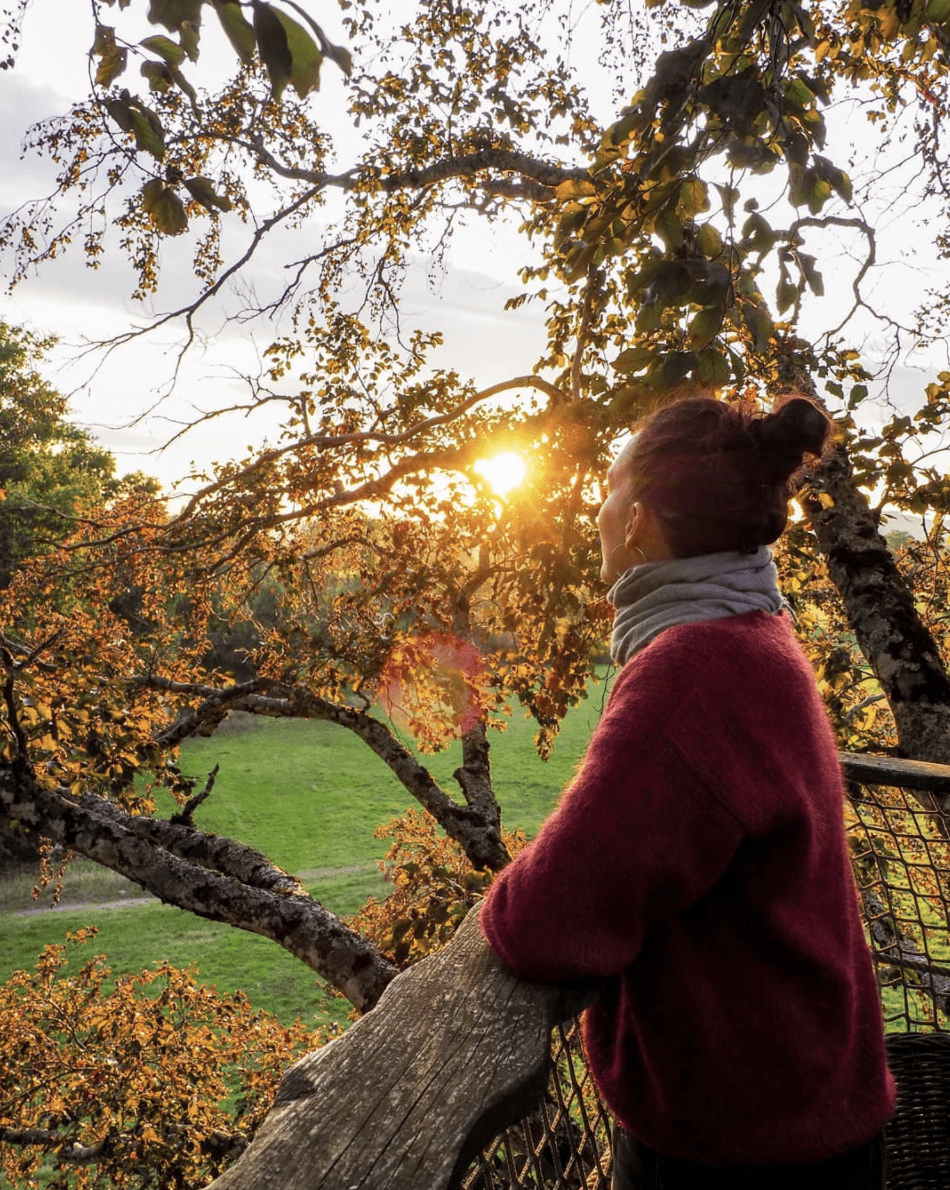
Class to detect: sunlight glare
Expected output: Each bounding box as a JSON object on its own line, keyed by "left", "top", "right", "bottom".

{"left": 474, "top": 451, "right": 528, "bottom": 496}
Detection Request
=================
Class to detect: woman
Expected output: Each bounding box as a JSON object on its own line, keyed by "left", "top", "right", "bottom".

{"left": 480, "top": 396, "right": 894, "bottom": 1190}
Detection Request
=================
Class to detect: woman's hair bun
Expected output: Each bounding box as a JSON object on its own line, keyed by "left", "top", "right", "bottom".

{"left": 754, "top": 397, "right": 831, "bottom": 480}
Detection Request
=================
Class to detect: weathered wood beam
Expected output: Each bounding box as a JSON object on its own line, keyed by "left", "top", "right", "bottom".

{"left": 206, "top": 907, "right": 594, "bottom": 1190}
{"left": 840, "top": 752, "right": 950, "bottom": 797}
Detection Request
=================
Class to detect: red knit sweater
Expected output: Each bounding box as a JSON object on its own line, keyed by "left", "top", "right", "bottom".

{"left": 481, "top": 611, "right": 895, "bottom": 1166}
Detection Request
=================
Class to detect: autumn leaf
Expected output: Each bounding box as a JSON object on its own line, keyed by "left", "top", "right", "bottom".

{"left": 141, "top": 178, "right": 188, "bottom": 233}
{"left": 184, "top": 176, "right": 233, "bottom": 212}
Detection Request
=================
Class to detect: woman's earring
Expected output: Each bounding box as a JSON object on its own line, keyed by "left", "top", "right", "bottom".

{"left": 612, "top": 543, "right": 645, "bottom": 565}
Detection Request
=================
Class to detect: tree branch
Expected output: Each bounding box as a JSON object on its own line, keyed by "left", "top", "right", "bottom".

{"left": 141, "top": 676, "right": 510, "bottom": 871}
{"left": 0, "top": 764, "right": 396, "bottom": 1012}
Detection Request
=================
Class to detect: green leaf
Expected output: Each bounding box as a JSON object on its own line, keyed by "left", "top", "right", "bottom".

{"left": 183, "top": 176, "right": 233, "bottom": 212}
{"left": 96, "top": 45, "right": 128, "bottom": 87}
{"left": 104, "top": 96, "right": 165, "bottom": 159}
{"left": 658, "top": 351, "right": 698, "bottom": 388}
{"left": 784, "top": 76, "right": 815, "bottom": 112}
{"left": 687, "top": 305, "right": 723, "bottom": 349}
{"left": 141, "top": 60, "right": 173, "bottom": 92}
{"left": 644, "top": 259, "right": 692, "bottom": 308}
{"left": 131, "top": 104, "right": 165, "bottom": 160}
{"left": 813, "top": 154, "right": 853, "bottom": 204}
{"left": 147, "top": 0, "right": 202, "bottom": 33}
{"left": 555, "top": 178, "right": 597, "bottom": 200}
{"left": 140, "top": 178, "right": 188, "bottom": 234}
{"left": 612, "top": 346, "right": 654, "bottom": 374}
{"left": 685, "top": 259, "right": 730, "bottom": 305}
{"left": 553, "top": 205, "right": 585, "bottom": 251}
{"left": 695, "top": 223, "right": 722, "bottom": 258}
{"left": 676, "top": 177, "right": 710, "bottom": 219}
{"left": 727, "top": 136, "right": 779, "bottom": 172}
{"left": 169, "top": 62, "right": 198, "bottom": 105}
{"left": 848, "top": 383, "right": 869, "bottom": 410}
{"left": 776, "top": 273, "right": 798, "bottom": 314}
{"left": 563, "top": 240, "right": 597, "bottom": 283}
{"left": 743, "top": 302, "right": 774, "bottom": 352}
{"left": 695, "top": 348, "right": 730, "bottom": 384}
{"left": 605, "top": 110, "right": 639, "bottom": 149}
{"left": 699, "top": 70, "right": 767, "bottom": 136}
{"left": 93, "top": 25, "right": 128, "bottom": 87}
{"left": 252, "top": 1, "right": 292, "bottom": 98}
{"left": 140, "top": 33, "right": 197, "bottom": 103}
{"left": 211, "top": 0, "right": 256, "bottom": 64}
{"left": 140, "top": 33, "right": 185, "bottom": 66}
{"left": 273, "top": 7, "right": 323, "bottom": 98}
{"left": 93, "top": 23, "right": 116, "bottom": 55}
{"left": 808, "top": 174, "right": 833, "bottom": 215}
{"left": 788, "top": 164, "right": 812, "bottom": 209}
{"left": 105, "top": 97, "right": 136, "bottom": 135}
{"left": 180, "top": 19, "right": 199, "bottom": 61}
{"left": 635, "top": 302, "right": 663, "bottom": 334}
{"left": 654, "top": 209, "right": 683, "bottom": 251}
{"left": 799, "top": 253, "right": 824, "bottom": 297}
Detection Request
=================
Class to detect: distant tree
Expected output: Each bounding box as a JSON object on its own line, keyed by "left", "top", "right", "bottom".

{"left": 0, "top": 321, "right": 159, "bottom": 860}
{"left": 0, "top": 321, "right": 157, "bottom": 588}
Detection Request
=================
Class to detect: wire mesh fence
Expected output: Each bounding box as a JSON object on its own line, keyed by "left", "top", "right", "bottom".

{"left": 460, "top": 759, "right": 950, "bottom": 1190}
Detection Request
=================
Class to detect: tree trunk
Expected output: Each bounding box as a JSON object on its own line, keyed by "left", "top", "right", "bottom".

{"left": 804, "top": 443, "right": 950, "bottom": 765}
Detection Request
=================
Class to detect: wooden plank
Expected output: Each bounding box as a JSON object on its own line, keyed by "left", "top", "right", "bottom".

{"left": 839, "top": 751, "right": 950, "bottom": 794}
{"left": 207, "top": 907, "right": 594, "bottom": 1190}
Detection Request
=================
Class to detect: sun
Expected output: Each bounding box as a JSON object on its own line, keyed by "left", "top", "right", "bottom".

{"left": 474, "top": 451, "right": 528, "bottom": 496}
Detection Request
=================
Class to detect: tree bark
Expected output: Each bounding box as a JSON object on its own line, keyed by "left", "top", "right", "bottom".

{"left": 804, "top": 444, "right": 950, "bottom": 765}
{"left": 0, "top": 764, "right": 396, "bottom": 1012}
{"left": 147, "top": 676, "right": 511, "bottom": 871}
{"left": 206, "top": 907, "right": 595, "bottom": 1190}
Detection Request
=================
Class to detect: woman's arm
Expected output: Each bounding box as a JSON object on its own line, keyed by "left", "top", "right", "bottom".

{"left": 481, "top": 684, "right": 744, "bottom": 984}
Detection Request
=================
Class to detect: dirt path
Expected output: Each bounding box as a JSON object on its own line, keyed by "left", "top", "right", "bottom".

{"left": 12, "top": 862, "right": 383, "bottom": 917}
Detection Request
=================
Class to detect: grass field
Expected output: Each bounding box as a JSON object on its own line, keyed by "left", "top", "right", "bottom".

{"left": 0, "top": 680, "right": 614, "bottom": 1024}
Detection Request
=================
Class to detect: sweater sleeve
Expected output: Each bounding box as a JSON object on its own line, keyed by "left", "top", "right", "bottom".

{"left": 480, "top": 673, "right": 745, "bottom": 984}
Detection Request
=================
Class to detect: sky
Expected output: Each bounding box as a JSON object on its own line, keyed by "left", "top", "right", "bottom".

{"left": 2, "top": 0, "right": 948, "bottom": 517}
{"left": 1, "top": 0, "right": 549, "bottom": 492}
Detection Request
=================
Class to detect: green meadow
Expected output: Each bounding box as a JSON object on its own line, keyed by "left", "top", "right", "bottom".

{"left": 0, "top": 683, "right": 614, "bottom": 1025}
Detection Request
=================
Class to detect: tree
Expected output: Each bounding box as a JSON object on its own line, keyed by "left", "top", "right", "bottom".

{"left": 0, "top": 320, "right": 160, "bottom": 861}
{"left": 5, "top": 0, "right": 950, "bottom": 1177}
{"left": 0, "top": 321, "right": 134, "bottom": 588}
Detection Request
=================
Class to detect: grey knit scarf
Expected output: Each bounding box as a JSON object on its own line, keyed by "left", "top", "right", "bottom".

{"left": 608, "top": 547, "right": 786, "bottom": 666}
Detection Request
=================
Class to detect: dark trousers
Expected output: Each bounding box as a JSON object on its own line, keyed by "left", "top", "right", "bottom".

{"left": 611, "top": 1125, "right": 887, "bottom": 1190}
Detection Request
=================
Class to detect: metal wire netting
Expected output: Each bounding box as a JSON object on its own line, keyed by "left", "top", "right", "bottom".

{"left": 462, "top": 1018, "right": 613, "bottom": 1190}
{"left": 848, "top": 778, "right": 950, "bottom": 1031}
{"left": 461, "top": 768, "right": 950, "bottom": 1189}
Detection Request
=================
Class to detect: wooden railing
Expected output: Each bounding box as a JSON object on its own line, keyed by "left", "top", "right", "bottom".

{"left": 208, "top": 752, "right": 950, "bottom": 1190}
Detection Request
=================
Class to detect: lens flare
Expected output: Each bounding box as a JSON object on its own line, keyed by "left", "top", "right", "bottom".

{"left": 474, "top": 451, "right": 527, "bottom": 496}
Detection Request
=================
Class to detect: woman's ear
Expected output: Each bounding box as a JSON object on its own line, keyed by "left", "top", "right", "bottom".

{"left": 623, "top": 502, "right": 642, "bottom": 553}
{"left": 627, "top": 503, "right": 675, "bottom": 562}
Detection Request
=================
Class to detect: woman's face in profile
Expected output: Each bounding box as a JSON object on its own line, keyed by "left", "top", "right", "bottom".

{"left": 597, "top": 439, "right": 639, "bottom": 585}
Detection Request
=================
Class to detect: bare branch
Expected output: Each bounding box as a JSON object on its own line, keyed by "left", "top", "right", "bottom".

{"left": 140, "top": 675, "right": 510, "bottom": 871}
